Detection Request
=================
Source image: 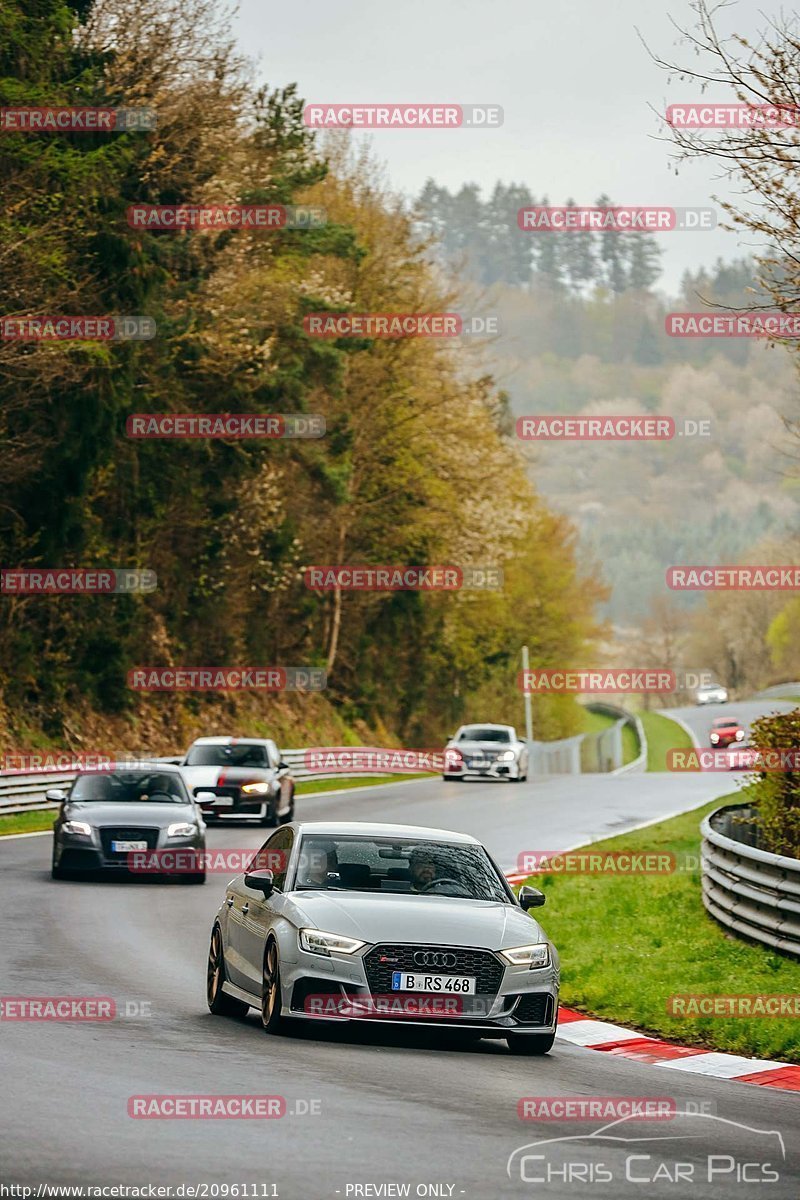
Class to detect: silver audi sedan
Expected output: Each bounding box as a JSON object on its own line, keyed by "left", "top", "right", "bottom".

{"left": 206, "top": 821, "right": 559, "bottom": 1054}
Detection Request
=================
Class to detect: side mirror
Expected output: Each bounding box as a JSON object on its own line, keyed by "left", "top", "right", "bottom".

{"left": 195, "top": 791, "right": 217, "bottom": 803}
{"left": 278, "top": 761, "right": 289, "bottom": 771}
{"left": 46, "top": 789, "right": 67, "bottom": 803}
{"left": 518, "top": 885, "right": 545, "bottom": 910}
{"left": 244, "top": 868, "right": 274, "bottom": 896}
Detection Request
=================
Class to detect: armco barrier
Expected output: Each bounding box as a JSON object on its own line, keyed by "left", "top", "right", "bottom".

{"left": 580, "top": 702, "right": 647, "bottom": 775}
{"left": 701, "top": 803, "right": 800, "bottom": 959}
{"left": 0, "top": 748, "right": 442, "bottom": 815}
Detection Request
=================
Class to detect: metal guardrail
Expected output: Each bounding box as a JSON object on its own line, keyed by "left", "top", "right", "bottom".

{"left": 581, "top": 702, "right": 647, "bottom": 774}
{"left": 701, "top": 803, "right": 800, "bottom": 959}
{"left": 0, "top": 748, "right": 441, "bottom": 815}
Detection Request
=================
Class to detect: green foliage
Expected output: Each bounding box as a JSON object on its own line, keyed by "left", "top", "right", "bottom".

{"left": 750, "top": 708, "right": 800, "bottom": 857}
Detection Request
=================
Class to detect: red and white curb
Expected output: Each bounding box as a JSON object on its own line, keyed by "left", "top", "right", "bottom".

{"left": 555, "top": 1007, "right": 800, "bottom": 1092}
{"left": 504, "top": 870, "right": 800, "bottom": 1093}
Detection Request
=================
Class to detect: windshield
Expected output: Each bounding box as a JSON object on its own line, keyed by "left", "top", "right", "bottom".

{"left": 70, "top": 771, "right": 190, "bottom": 804}
{"left": 185, "top": 744, "right": 269, "bottom": 768}
{"left": 294, "top": 835, "right": 509, "bottom": 902}
{"left": 458, "top": 727, "right": 511, "bottom": 743}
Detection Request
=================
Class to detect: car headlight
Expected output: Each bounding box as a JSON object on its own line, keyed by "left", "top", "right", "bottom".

{"left": 299, "top": 928, "right": 366, "bottom": 957}
{"left": 62, "top": 820, "right": 92, "bottom": 837}
{"left": 498, "top": 750, "right": 515, "bottom": 762}
{"left": 735, "top": 730, "right": 744, "bottom": 740}
{"left": 241, "top": 781, "right": 273, "bottom": 794}
{"left": 500, "top": 943, "right": 551, "bottom": 969}
{"left": 710, "top": 734, "right": 719, "bottom": 743}
{"left": 167, "top": 822, "right": 198, "bottom": 838}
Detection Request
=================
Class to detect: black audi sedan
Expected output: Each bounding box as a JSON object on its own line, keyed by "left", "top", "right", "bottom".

{"left": 48, "top": 762, "right": 206, "bottom": 883}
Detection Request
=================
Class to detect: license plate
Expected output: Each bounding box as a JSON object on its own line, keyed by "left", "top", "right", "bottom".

{"left": 468, "top": 760, "right": 488, "bottom": 769}
{"left": 391, "top": 972, "right": 476, "bottom": 994}
{"left": 111, "top": 840, "right": 148, "bottom": 852}
{"left": 204, "top": 797, "right": 234, "bottom": 806}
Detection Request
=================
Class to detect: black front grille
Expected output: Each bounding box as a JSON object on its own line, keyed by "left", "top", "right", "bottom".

{"left": 364, "top": 944, "right": 504, "bottom": 998}
{"left": 513, "top": 993, "right": 553, "bottom": 1025}
{"left": 99, "top": 827, "right": 160, "bottom": 859}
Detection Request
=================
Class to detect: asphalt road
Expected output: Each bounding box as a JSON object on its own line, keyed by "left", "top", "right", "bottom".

{"left": 3, "top": 704, "right": 799, "bottom": 1197}
{"left": 662, "top": 697, "right": 797, "bottom": 749}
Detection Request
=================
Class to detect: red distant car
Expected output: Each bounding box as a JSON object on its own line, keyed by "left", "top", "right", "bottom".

{"left": 709, "top": 717, "right": 744, "bottom": 748}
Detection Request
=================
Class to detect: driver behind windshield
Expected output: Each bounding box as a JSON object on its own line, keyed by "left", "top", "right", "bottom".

{"left": 409, "top": 847, "right": 441, "bottom": 892}
{"left": 298, "top": 840, "right": 338, "bottom": 888}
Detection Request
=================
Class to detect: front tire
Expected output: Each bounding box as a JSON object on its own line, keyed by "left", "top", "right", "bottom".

{"left": 207, "top": 926, "right": 249, "bottom": 1017}
{"left": 261, "top": 938, "right": 285, "bottom": 1034}
{"left": 506, "top": 1031, "right": 556, "bottom": 1055}
{"left": 279, "top": 788, "right": 295, "bottom": 825}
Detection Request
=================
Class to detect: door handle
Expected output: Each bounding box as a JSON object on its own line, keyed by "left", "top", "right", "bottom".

{"left": 241, "top": 903, "right": 249, "bottom": 915}
{"left": 225, "top": 897, "right": 234, "bottom": 907}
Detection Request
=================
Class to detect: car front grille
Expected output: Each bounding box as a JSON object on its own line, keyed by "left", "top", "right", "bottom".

{"left": 363, "top": 944, "right": 505, "bottom": 999}
{"left": 512, "top": 993, "right": 553, "bottom": 1025}
{"left": 99, "top": 827, "right": 160, "bottom": 859}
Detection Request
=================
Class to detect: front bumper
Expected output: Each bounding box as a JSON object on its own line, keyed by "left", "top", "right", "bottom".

{"left": 195, "top": 787, "right": 276, "bottom": 820}
{"left": 54, "top": 831, "right": 205, "bottom": 874}
{"left": 444, "top": 760, "right": 520, "bottom": 780}
{"left": 279, "top": 941, "right": 558, "bottom": 1035}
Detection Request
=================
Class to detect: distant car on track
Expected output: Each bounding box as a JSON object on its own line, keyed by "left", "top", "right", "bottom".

{"left": 206, "top": 821, "right": 559, "bottom": 1054}
{"left": 180, "top": 736, "right": 295, "bottom": 826}
{"left": 709, "top": 716, "right": 744, "bottom": 748}
{"left": 49, "top": 762, "right": 206, "bottom": 882}
{"left": 442, "top": 724, "right": 528, "bottom": 782}
{"left": 696, "top": 683, "right": 728, "bottom": 705}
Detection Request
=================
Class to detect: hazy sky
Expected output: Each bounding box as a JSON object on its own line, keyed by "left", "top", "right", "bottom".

{"left": 234, "top": 0, "right": 782, "bottom": 292}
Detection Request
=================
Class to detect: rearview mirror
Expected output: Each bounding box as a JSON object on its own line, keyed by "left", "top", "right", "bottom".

{"left": 278, "top": 761, "right": 289, "bottom": 771}
{"left": 518, "top": 885, "right": 545, "bottom": 910}
{"left": 195, "top": 791, "right": 217, "bottom": 803}
{"left": 244, "top": 868, "right": 274, "bottom": 896}
{"left": 46, "top": 789, "right": 67, "bottom": 803}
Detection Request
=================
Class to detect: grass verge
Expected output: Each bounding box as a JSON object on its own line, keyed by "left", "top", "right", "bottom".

{"left": 580, "top": 707, "right": 639, "bottom": 770}
{"left": 0, "top": 773, "right": 433, "bottom": 837}
{"left": 521, "top": 791, "right": 800, "bottom": 1063}
{"left": 639, "top": 710, "right": 694, "bottom": 772}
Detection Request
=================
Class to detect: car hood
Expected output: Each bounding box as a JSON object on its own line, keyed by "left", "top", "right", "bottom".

{"left": 181, "top": 765, "right": 275, "bottom": 789}
{"left": 448, "top": 740, "right": 515, "bottom": 754}
{"left": 64, "top": 801, "right": 197, "bottom": 827}
{"left": 287, "top": 891, "right": 544, "bottom": 949}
